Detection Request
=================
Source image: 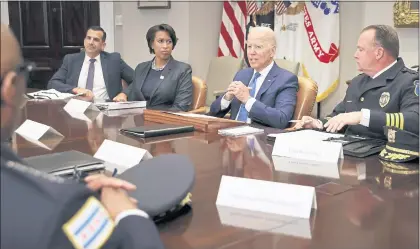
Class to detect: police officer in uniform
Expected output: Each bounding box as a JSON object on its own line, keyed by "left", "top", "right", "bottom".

{"left": 0, "top": 24, "right": 164, "bottom": 249}
{"left": 296, "top": 25, "right": 419, "bottom": 140}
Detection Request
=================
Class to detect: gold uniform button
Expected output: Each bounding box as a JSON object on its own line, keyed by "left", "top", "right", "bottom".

{"left": 360, "top": 97, "right": 364, "bottom": 102}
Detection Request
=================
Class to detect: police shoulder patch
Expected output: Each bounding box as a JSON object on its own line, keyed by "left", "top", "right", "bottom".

{"left": 414, "top": 80, "right": 419, "bottom": 97}
{"left": 62, "top": 197, "right": 114, "bottom": 249}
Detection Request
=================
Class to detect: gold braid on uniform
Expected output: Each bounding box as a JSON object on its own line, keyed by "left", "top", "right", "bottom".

{"left": 380, "top": 160, "right": 419, "bottom": 175}
{"left": 380, "top": 150, "right": 411, "bottom": 161}
{"left": 385, "top": 145, "right": 419, "bottom": 156}
{"left": 386, "top": 113, "right": 404, "bottom": 130}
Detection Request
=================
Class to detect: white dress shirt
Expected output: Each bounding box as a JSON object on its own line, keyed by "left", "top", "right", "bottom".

{"left": 359, "top": 60, "right": 397, "bottom": 127}
{"left": 115, "top": 209, "right": 150, "bottom": 225}
{"left": 371, "top": 60, "right": 397, "bottom": 79}
{"left": 77, "top": 54, "right": 109, "bottom": 100}
{"left": 221, "top": 61, "right": 274, "bottom": 123}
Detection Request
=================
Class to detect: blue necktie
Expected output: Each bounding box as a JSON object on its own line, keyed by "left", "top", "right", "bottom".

{"left": 85, "top": 58, "right": 96, "bottom": 90}
{"left": 236, "top": 72, "right": 261, "bottom": 122}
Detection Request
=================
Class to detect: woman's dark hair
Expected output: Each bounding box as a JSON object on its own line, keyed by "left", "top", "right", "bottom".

{"left": 146, "top": 24, "right": 177, "bottom": 54}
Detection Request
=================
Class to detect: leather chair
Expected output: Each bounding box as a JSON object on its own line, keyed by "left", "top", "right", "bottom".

{"left": 288, "top": 76, "right": 318, "bottom": 127}
{"left": 206, "top": 56, "right": 243, "bottom": 106}
{"left": 189, "top": 76, "right": 208, "bottom": 114}
{"left": 274, "top": 58, "right": 300, "bottom": 75}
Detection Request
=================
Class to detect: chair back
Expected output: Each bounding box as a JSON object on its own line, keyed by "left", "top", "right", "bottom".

{"left": 274, "top": 59, "right": 300, "bottom": 75}
{"left": 206, "top": 56, "right": 243, "bottom": 105}
{"left": 191, "top": 76, "right": 207, "bottom": 110}
{"left": 292, "top": 76, "right": 318, "bottom": 122}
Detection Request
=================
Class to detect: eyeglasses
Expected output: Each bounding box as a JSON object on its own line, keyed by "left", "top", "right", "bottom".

{"left": 29, "top": 91, "right": 58, "bottom": 100}
{"left": 71, "top": 165, "right": 117, "bottom": 182}
{"left": 72, "top": 165, "right": 89, "bottom": 182}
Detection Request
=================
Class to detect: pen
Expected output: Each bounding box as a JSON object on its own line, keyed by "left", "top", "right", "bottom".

{"left": 112, "top": 168, "right": 118, "bottom": 177}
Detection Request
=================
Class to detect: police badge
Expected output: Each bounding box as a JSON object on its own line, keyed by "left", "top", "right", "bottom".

{"left": 414, "top": 80, "right": 419, "bottom": 97}
{"left": 388, "top": 128, "right": 396, "bottom": 143}
{"left": 379, "top": 92, "right": 390, "bottom": 108}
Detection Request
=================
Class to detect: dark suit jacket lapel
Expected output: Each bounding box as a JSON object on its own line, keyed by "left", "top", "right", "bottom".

{"left": 136, "top": 61, "right": 153, "bottom": 93}
{"left": 74, "top": 52, "right": 85, "bottom": 84}
{"left": 149, "top": 57, "right": 174, "bottom": 102}
{"left": 356, "top": 59, "right": 404, "bottom": 100}
{"left": 100, "top": 52, "right": 110, "bottom": 90}
{"left": 256, "top": 63, "right": 280, "bottom": 100}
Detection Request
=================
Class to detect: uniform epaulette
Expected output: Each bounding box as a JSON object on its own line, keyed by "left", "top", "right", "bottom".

{"left": 402, "top": 67, "right": 418, "bottom": 74}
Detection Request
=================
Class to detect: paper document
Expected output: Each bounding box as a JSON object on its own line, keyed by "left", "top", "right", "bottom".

{"left": 268, "top": 130, "right": 344, "bottom": 142}
{"left": 94, "top": 101, "right": 146, "bottom": 110}
{"left": 218, "top": 126, "right": 264, "bottom": 137}
{"left": 167, "top": 112, "right": 218, "bottom": 119}
{"left": 27, "top": 89, "right": 80, "bottom": 100}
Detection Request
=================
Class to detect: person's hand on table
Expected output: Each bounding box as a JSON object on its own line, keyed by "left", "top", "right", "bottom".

{"left": 113, "top": 92, "right": 128, "bottom": 102}
{"left": 294, "top": 116, "right": 323, "bottom": 130}
{"left": 72, "top": 87, "right": 93, "bottom": 98}
{"left": 324, "top": 112, "right": 362, "bottom": 133}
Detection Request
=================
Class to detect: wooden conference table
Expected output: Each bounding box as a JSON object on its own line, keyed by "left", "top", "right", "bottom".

{"left": 12, "top": 100, "right": 419, "bottom": 249}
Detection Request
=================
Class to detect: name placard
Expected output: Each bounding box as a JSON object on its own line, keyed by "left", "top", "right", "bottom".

{"left": 94, "top": 139, "right": 152, "bottom": 174}
{"left": 63, "top": 99, "right": 100, "bottom": 122}
{"left": 272, "top": 156, "right": 342, "bottom": 179}
{"left": 15, "top": 119, "right": 64, "bottom": 150}
{"left": 272, "top": 138, "right": 343, "bottom": 163}
{"left": 217, "top": 206, "right": 312, "bottom": 239}
{"left": 216, "top": 175, "right": 316, "bottom": 219}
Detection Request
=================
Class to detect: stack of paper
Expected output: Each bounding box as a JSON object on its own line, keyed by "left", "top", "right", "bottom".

{"left": 94, "top": 101, "right": 146, "bottom": 110}
{"left": 218, "top": 126, "right": 264, "bottom": 137}
{"left": 26, "top": 89, "right": 80, "bottom": 100}
{"left": 268, "top": 130, "right": 344, "bottom": 142}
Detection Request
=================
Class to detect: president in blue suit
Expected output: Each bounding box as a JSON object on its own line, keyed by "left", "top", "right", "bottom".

{"left": 208, "top": 27, "right": 298, "bottom": 129}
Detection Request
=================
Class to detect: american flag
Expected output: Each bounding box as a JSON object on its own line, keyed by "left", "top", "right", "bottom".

{"left": 276, "top": 0, "right": 291, "bottom": 15}
{"left": 247, "top": 0, "right": 258, "bottom": 16}
{"left": 218, "top": 1, "right": 247, "bottom": 58}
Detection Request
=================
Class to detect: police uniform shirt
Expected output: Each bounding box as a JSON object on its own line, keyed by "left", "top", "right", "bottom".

{"left": 323, "top": 58, "right": 419, "bottom": 140}
{"left": 0, "top": 144, "right": 164, "bottom": 249}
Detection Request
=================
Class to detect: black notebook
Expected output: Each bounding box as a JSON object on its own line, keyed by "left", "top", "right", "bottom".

{"left": 24, "top": 150, "right": 105, "bottom": 176}
{"left": 120, "top": 124, "right": 195, "bottom": 138}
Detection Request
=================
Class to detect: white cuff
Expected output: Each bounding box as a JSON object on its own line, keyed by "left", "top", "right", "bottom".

{"left": 359, "top": 109, "right": 371, "bottom": 127}
{"left": 114, "top": 209, "right": 149, "bottom": 225}
{"left": 245, "top": 97, "right": 256, "bottom": 112}
{"left": 220, "top": 94, "right": 232, "bottom": 110}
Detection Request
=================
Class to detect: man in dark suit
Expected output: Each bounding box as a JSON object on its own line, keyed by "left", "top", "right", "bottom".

{"left": 48, "top": 26, "right": 134, "bottom": 100}
{"left": 208, "top": 26, "right": 298, "bottom": 129}
{"left": 0, "top": 24, "right": 164, "bottom": 249}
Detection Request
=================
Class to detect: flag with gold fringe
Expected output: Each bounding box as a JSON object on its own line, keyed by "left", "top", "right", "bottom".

{"left": 274, "top": 1, "right": 340, "bottom": 102}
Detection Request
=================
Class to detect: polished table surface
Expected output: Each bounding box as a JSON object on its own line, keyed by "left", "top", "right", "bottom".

{"left": 12, "top": 100, "right": 419, "bottom": 249}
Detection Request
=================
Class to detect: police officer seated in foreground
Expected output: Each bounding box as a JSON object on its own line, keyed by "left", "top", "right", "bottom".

{"left": 296, "top": 25, "right": 419, "bottom": 140}
{"left": 0, "top": 24, "right": 164, "bottom": 249}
